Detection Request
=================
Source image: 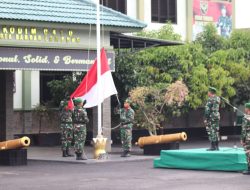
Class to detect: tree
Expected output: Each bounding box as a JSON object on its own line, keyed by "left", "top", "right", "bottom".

{"left": 227, "top": 30, "right": 250, "bottom": 104}
{"left": 130, "top": 81, "right": 188, "bottom": 135}
{"left": 114, "top": 23, "right": 250, "bottom": 133}
{"left": 47, "top": 72, "right": 85, "bottom": 106}
{"left": 137, "top": 22, "right": 182, "bottom": 41}
{"left": 195, "top": 23, "right": 226, "bottom": 54}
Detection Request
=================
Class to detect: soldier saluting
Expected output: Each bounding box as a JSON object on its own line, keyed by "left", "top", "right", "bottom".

{"left": 204, "top": 87, "right": 221, "bottom": 151}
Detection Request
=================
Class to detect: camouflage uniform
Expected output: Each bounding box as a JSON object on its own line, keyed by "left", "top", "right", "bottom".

{"left": 120, "top": 107, "right": 135, "bottom": 153}
{"left": 241, "top": 114, "right": 250, "bottom": 173}
{"left": 204, "top": 95, "right": 220, "bottom": 147}
{"left": 59, "top": 101, "right": 73, "bottom": 153}
{"left": 217, "top": 16, "right": 232, "bottom": 38}
{"left": 73, "top": 105, "right": 89, "bottom": 154}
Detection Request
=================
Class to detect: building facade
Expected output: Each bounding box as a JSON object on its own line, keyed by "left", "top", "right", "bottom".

{"left": 1, "top": 0, "right": 249, "bottom": 141}
{"left": 103, "top": 0, "right": 250, "bottom": 41}
{"left": 0, "top": 0, "right": 146, "bottom": 143}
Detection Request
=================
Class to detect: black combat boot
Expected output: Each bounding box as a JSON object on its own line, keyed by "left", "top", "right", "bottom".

{"left": 62, "top": 150, "right": 68, "bottom": 157}
{"left": 215, "top": 141, "right": 219, "bottom": 151}
{"left": 242, "top": 167, "right": 250, "bottom": 175}
{"left": 66, "top": 148, "right": 74, "bottom": 157}
{"left": 207, "top": 142, "right": 216, "bottom": 151}
{"left": 120, "top": 151, "right": 126, "bottom": 157}
{"left": 126, "top": 151, "right": 131, "bottom": 157}
{"left": 121, "top": 150, "right": 131, "bottom": 157}
{"left": 76, "top": 153, "right": 82, "bottom": 160}
{"left": 76, "top": 152, "right": 88, "bottom": 160}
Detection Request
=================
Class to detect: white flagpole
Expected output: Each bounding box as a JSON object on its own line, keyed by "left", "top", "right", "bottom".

{"left": 92, "top": 0, "right": 108, "bottom": 159}
{"left": 96, "top": 0, "right": 102, "bottom": 136}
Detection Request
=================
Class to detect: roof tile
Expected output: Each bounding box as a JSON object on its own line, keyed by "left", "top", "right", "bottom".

{"left": 0, "top": 0, "right": 146, "bottom": 28}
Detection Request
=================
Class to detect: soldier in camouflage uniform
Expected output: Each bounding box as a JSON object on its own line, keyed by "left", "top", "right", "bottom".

{"left": 204, "top": 87, "right": 221, "bottom": 151}
{"left": 72, "top": 98, "right": 89, "bottom": 160}
{"left": 241, "top": 103, "right": 250, "bottom": 175}
{"left": 217, "top": 5, "right": 232, "bottom": 38}
{"left": 59, "top": 99, "right": 74, "bottom": 157}
{"left": 119, "top": 98, "right": 135, "bottom": 157}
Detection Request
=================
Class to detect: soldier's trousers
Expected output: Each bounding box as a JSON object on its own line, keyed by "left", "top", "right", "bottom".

{"left": 73, "top": 124, "right": 87, "bottom": 154}
{"left": 120, "top": 125, "right": 132, "bottom": 152}
{"left": 206, "top": 120, "right": 220, "bottom": 142}
{"left": 60, "top": 123, "right": 73, "bottom": 151}
{"left": 244, "top": 141, "right": 250, "bottom": 167}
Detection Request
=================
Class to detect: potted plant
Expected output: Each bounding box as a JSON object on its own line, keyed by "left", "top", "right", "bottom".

{"left": 33, "top": 103, "right": 49, "bottom": 134}
{"left": 33, "top": 103, "right": 60, "bottom": 146}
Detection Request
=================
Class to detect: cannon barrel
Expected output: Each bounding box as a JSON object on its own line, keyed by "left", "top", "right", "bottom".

{"left": 135, "top": 132, "right": 187, "bottom": 148}
{"left": 0, "top": 136, "right": 30, "bottom": 150}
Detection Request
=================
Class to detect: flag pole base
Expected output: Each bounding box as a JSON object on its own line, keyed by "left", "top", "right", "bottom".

{"left": 93, "top": 135, "right": 108, "bottom": 159}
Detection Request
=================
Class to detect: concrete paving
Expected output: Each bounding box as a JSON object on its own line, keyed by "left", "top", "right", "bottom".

{"left": 27, "top": 145, "right": 156, "bottom": 164}
{"left": 1, "top": 159, "right": 249, "bottom": 190}
{"left": 1, "top": 136, "right": 248, "bottom": 190}
{"left": 27, "top": 136, "right": 242, "bottom": 164}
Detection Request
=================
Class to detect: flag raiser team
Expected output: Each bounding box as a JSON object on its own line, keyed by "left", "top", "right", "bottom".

{"left": 59, "top": 48, "right": 250, "bottom": 172}
{"left": 59, "top": 48, "right": 134, "bottom": 159}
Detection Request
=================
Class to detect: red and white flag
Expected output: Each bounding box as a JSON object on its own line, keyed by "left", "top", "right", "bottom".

{"left": 68, "top": 48, "right": 117, "bottom": 109}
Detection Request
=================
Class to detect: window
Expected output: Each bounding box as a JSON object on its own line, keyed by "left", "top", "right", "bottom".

{"left": 151, "top": 0, "right": 177, "bottom": 24}
{"left": 40, "top": 71, "right": 70, "bottom": 104}
{"left": 100, "top": 0, "right": 127, "bottom": 14}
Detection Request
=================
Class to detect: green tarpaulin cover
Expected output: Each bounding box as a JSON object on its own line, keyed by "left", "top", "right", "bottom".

{"left": 154, "top": 147, "right": 247, "bottom": 171}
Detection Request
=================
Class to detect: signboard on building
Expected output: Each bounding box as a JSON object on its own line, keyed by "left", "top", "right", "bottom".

{"left": 0, "top": 25, "right": 80, "bottom": 43}
{"left": 0, "top": 47, "right": 115, "bottom": 71}
{"left": 0, "top": 25, "right": 108, "bottom": 49}
{"left": 192, "top": 0, "right": 232, "bottom": 40}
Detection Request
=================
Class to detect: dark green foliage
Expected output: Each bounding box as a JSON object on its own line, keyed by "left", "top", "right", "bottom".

{"left": 47, "top": 73, "right": 85, "bottom": 106}
{"left": 114, "top": 23, "right": 250, "bottom": 133}
{"left": 195, "top": 24, "right": 226, "bottom": 54}
{"left": 47, "top": 23, "right": 250, "bottom": 117}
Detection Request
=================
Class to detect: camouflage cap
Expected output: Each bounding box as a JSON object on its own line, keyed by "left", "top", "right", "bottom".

{"left": 73, "top": 98, "right": 83, "bottom": 105}
{"left": 245, "top": 103, "right": 250, "bottom": 109}
{"left": 125, "top": 98, "right": 132, "bottom": 104}
{"left": 208, "top": 86, "right": 217, "bottom": 94}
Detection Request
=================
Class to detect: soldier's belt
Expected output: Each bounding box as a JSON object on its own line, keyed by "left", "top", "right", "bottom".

{"left": 61, "top": 122, "right": 72, "bottom": 124}
{"left": 74, "top": 122, "right": 86, "bottom": 124}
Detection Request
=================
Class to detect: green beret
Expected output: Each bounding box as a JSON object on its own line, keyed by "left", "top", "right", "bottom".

{"left": 245, "top": 103, "right": 250, "bottom": 109}
{"left": 208, "top": 86, "right": 217, "bottom": 94}
{"left": 73, "top": 98, "right": 83, "bottom": 105}
{"left": 125, "top": 98, "right": 132, "bottom": 104}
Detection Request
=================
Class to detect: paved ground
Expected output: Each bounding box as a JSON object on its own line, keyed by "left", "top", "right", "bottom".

{"left": 0, "top": 159, "right": 249, "bottom": 190}
{"left": 27, "top": 144, "right": 156, "bottom": 164}
{"left": 0, "top": 137, "right": 249, "bottom": 190}
{"left": 27, "top": 136, "right": 242, "bottom": 164}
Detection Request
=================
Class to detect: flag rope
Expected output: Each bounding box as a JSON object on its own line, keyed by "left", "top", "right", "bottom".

{"left": 220, "top": 96, "right": 245, "bottom": 115}
{"left": 102, "top": 123, "right": 121, "bottom": 130}
{"left": 86, "top": 2, "right": 93, "bottom": 94}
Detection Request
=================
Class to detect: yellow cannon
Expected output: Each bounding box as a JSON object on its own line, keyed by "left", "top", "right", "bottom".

{"left": 135, "top": 132, "right": 187, "bottom": 148}
{"left": 0, "top": 136, "right": 30, "bottom": 151}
